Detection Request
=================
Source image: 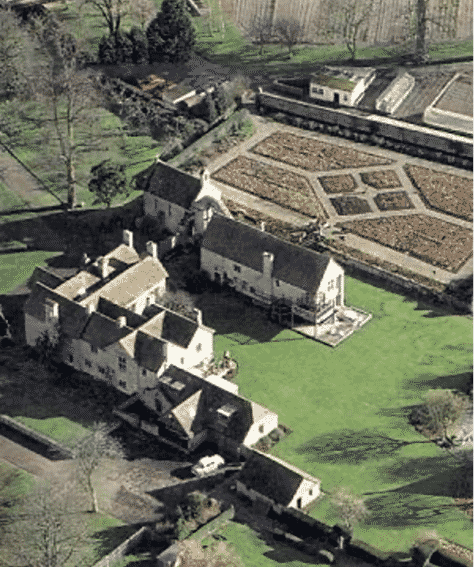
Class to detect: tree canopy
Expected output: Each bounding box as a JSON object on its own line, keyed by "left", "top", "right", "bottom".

{"left": 146, "top": 0, "right": 196, "bottom": 63}
{"left": 88, "top": 159, "right": 128, "bottom": 207}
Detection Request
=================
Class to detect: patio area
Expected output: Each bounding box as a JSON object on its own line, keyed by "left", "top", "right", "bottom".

{"left": 293, "top": 306, "right": 372, "bottom": 346}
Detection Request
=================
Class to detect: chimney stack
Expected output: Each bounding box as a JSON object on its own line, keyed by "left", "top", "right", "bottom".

{"left": 260, "top": 221, "right": 265, "bottom": 232}
{"left": 262, "top": 251, "right": 274, "bottom": 278}
{"left": 99, "top": 257, "right": 108, "bottom": 279}
{"left": 123, "top": 229, "right": 133, "bottom": 249}
{"left": 117, "top": 316, "right": 127, "bottom": 328}
{"left": 193, "top": 308, "right": 203, "bottom": 326}
{"left": 146, "top": 241, "right": 158, "bottom": 259}
{"left": 200, "top": 168, "right": 210, "bottom": 187}
{"left": 86, "top": 303, "right": 95, "bottom": 315}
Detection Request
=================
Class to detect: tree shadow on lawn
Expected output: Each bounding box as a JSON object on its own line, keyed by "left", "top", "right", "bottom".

{"left": 370, "top": 453, "right": 473, "bottom": 500}
{"left": 296, "top": 428, "right": 432, "bottom": 466}
{"left": 403, "top": 370, "right": 473, "bottom": 396}
{"left": 90, "top": 524, "right": 139, "bottom": 560}
{"left": 401, "top": 296, "right": 467, "bottom": 318}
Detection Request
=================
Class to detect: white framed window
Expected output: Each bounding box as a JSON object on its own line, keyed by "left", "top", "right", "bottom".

{"left": 118, "top": 356, "right": 127, "bottom": 371}
{"left": 119, "top": 380, "right": 127, "bottom": 389}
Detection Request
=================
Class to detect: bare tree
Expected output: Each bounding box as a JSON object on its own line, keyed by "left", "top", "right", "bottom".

{"left": 29, "top": 15, "right": 101, "bottom": 209}
{"left": 327, "top": 0, "right": 374, "bottom": 60}
{"left": 72, "top": 422, "right": 124, "bottom": 513}
{"left": 176, "top": 539, "right": 243, "bottom": 567}
{"left": 130, "top": 0, "right": 155, "bottom": 29}
{"left": 78, "top": 0, "right": 131, "bottom": 37}
{"left": 416, "top": 389, "right": 470, "bottom": 446}
{"left": 274, "top": 18, "right": 305, "bottom": 56}
{"left": 5, "top": 481, "right": 88, "bottom": 567}
{"left": 241, "top": 13, "right": 274, "bottom": 56}
{"left": 330, "top": 487, "right": 371, "bottom": 536}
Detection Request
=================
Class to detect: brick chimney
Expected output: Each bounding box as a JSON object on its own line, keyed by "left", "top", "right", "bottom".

{"left": 146, "top": 241, "right": 158, "bottom": 259}
{"left": 193, "top": 308, "right": 203, "bottom": 326}
{"left": 86, "top": 303, "right": 95, "bottom": 315}
{"left": 260, "top": 221, "right": 265, "bottom": 232}
{"left": 123, "top": 229, "right": 133, "bottom": 249}
{"left": 117, "top": 316, "right": 127, "bottom": 328}
{"left": 200, "top": 168, "right": 210, "bottom": 187}
{"left": 262, "top": 251, "right": 274, "bottom": 278}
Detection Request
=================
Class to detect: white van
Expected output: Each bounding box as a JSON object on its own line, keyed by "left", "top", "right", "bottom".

{"left": 191, "top": 454, "right": 225, "bottom": 477}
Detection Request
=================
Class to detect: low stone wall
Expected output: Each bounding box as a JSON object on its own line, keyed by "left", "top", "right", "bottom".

{"left": 376, "top": 72, "right": 415, "bottom": 114}
{"left": 92, "top": 526, "right": 151, "bottom": 567}
{"left": 321, "top": 243, "right": 471, "bottom": 314}
{"left": 0, "top": 414, "right": 72, "bottom": 459}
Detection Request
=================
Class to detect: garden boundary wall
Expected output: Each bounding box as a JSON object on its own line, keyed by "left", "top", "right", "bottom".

{"left": 0, "top": 414, "right": 73, "bottom": 459}
{"left": 319, "top": 242, "right": 472, "bottom": 313}
{"left": 91, "top": 526, "right": 151, "bottom": 567}
{"left": 168, "top": 108, "right": 251, "bottom": 168}
{"left": 188, "top": 504, "right": 235, "bottom": 541}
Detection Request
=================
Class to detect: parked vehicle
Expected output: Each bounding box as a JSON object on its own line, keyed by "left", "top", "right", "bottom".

{"left": 191, "top": 454, "right": 225, "bottom": 477}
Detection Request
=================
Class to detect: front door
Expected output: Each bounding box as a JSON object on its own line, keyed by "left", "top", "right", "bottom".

{"left": 334, "top": 92, "right": 340, "bottom": 105}
{"left": 297, "top": 497, "right": 302, "bottom": 509}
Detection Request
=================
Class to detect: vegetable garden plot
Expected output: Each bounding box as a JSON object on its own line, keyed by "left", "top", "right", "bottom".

{"left": 374, "top": 191, "right": 414, "bottom": 211}
{"left": 319, "top": 174, "right": 357, "bottom": 194}
{"left": 340, "top": 214, "right": 473, "bottom": 272}
{"left": 212, "top": 156, "right": 326, "bottom": 218}
{"left": 250, "top": 131, "right": 393, "bottom": 171}
{"left": 360, "top": 169, "right": 402, "bottom": 189}
{"left": 405, "top": 164, "right": 473, "bottom": 222}
{"left": 331, "top": 196, "right": 372, "bottom": 215}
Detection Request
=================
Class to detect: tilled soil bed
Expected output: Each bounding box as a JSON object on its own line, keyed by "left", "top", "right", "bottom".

{"left": 374, "top": 191, "right": 414, "bottom": 211}
{"left": 405, "top": 164, "right": 473, "bottom": 221}
{"left": 360, "top": 169, "right": 402, "bottom": 189}
{"left": 212, "top": 155, "right": 326, "bottom": 218}
{"left": 319, "top": 173, "right": 357, "bottom": 194}
{"left": 331, "top": 196, "right": 372, "bottom": 215}
{"left": 340, "top": 213, "right": 473, "bottom": 272}
{"left": 250, "top": 131, "right": 393, "bottom": 171}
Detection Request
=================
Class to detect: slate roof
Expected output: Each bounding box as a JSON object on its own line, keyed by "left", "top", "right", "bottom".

{"left": 139, "top": 307, "right": 199, "bottom": 348}
{"left": 97, "top": 297, "right": 147, "bottom": 329}
{"left": 143, "top": 161, "right": 202, "bottom": 209}
{"left": 134, "top": 331, "right": 167, "bottom": 372}
{"left": 28, "top": 267, "right": 64, "bottom": 290}
{"left": 81, "top": 312, "right": 134, "bottom": 349}
{"left": 25, "top": 283, "right": 90, "bottom": 339}
{"left": 55, "top": 270, "right": 101, "bottom": 300}
{"left": 137, "top": 366, "right": 275, "bottom": 444}
{"left": 202, "top": 215, "right": 332, "bottom": 295}
{"left": 239, "top": 451, "right": 320, "bottom": 506}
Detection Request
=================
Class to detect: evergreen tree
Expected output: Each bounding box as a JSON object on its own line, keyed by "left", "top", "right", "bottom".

{"left": 128, "top": 26, "right": 148, "bottom": 64}
{"left": 202, "top": 92, "right": 217, "bottom": 123}
{"left": 98, "top": 32, "right": 133, "bottom": 64}
{"left": 146, "top": 0, "right": 196, "bottom": 63}
{"left": 213, "top": 82, "right": 230, "bottom": 115}
{"left": 88, "top": 160, "right": 128, "bottom": 207}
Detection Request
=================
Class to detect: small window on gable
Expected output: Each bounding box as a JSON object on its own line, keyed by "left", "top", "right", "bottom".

{"left": 68, "top": 354, "right": 73, "bottom": 363}
{"left": 142, "top": 368, "right": 147, "bottom": 377}
{"left": 98, "top": 366, "right": 106, "bottom": 375}
{"left": 309, "top": 489, "right": 313, "bottom": 496}
{"left": 250, "top": 287, "right": 255, "bottom": 294}
{"left": 119, "top": 380, "right": 127, "bottom": 389}
{"left": 91, "top": 344, "right": 98, "bottom": 354}
{"left": 275, "top": 280, "right": 280, "bottom": 287}
{"left": 180, "top": 357, "right": 184, "bottom": 365}
{"left": 168, "top": 204, "right": 172, "bottom": 216}
{"left": 118, "top": 356, "right": 127, "bottom": 371}
{"left": 234, "top": 264, "right": 241, "bottom": 273}
{"left": 242, "top": 281, "right": 247, "bottom": 290}
{"left": 196, "top": 343, "right": 202, "bottom": 352}
{"left": 258, "top": 425, "right": 264, "bottom": 434}
{"left": 85, "top": 359, "right": 92, "bottom": 368}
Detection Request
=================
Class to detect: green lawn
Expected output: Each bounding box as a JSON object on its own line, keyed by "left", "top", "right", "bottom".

{"left": 14, "top": 416, "right": 90, "bottom": 448}
{"left": 0, "top": 250, "right": 61, "bottom": 294}
{"left": 209, "top": 277, "right": 473, "bottom": 553}
{"left": 203, "top": 520, "right": 329, "bottom": 567}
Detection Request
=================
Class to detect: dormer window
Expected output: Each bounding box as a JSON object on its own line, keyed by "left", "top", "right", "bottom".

{"left": 45, "top": 299, "right": 58, "bottom": 322}
{"left": 217, "top": 404, "right": 238, "bottom": 420}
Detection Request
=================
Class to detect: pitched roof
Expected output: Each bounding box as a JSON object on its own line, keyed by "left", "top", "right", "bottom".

{"left": 139, "top": 307, "right": 199, "bottom": 348}
{"left": 134, "top": 331, "right": 167, "bottom": 372}
{"left": 239, "top": 451, "right": 320, "bottom": 506}
{"left": 81, "top": 312, "right": 133, "bottom": 349}
{"left": 83, "top": 256, "right": 168, "bottom": 308}
{"left": 28, "top": 267, "right": 64, "bottom": 290}
{"left": 143, "top": 160, "right": 202, "bottom": 209}
{"left": 25, "top": 283, "right": 90, "bottom": 339}
{"left": 137, "top": 366, "right": 276, "bottom": 444}
{"left": 202, "top": 215, "right": 332, "bottom": 295}
{"left": 97, "top": 297, "right": 147, "bottom": 329}
{"left": 54, "top": 270, "right": 101, "bottom": 300}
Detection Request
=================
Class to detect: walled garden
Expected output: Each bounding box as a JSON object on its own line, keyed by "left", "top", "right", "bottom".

{"left": 331, "top": 196, "right": 372, "bottom": 215}
{"left": 319, "top": 174, "right": 358, "bottom": 194}
{"left": 360, "top": 169, "right": 402, "bottom": 189}
{"left": 212, "top": 156, "right": 327, "bottom": 218}
{"left": 250, "top": 131, "right": 393, "bottom": 171}
{"left": 404, "top": 164, "right": 473, "bottom": 222}
{"left": 374, "top": 191, "right": 414, "bottom": 211}
{"left": 339, "top": 214, "right": 473, "bottom": 272}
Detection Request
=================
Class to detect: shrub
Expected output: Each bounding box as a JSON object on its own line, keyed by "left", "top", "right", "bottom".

{"left": 128, "top": 26, "right": 149, "bottom": 64}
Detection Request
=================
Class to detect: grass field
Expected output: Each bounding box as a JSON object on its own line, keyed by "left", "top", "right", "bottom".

{"left": 206, "top": 277, "right": 473, "bottom": 553}
{"left": 202, "top": 520, "right": 329, "bottom": 566}
{"left": 0, "top": 251, "right": 61, "bottom": 295}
